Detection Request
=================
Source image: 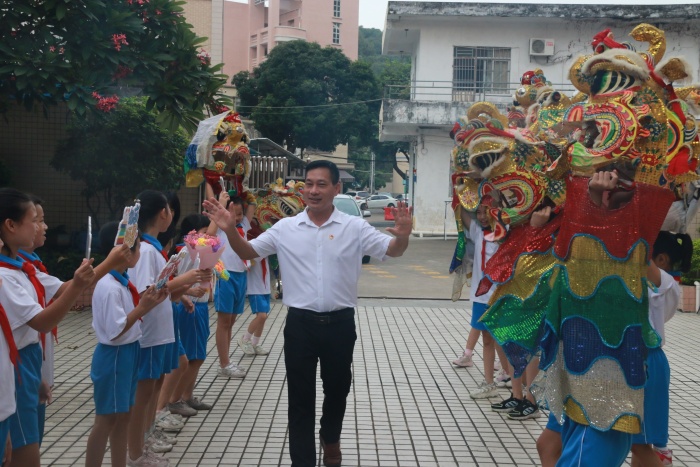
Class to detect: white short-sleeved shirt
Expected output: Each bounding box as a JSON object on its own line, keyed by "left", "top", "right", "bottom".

{"left": 219, "top": 217, "right": 251, "bottom": 273}
{"left": 92, "top": 273, "right": 143, "bottom": 345}
{"left": 250, "top": 207, "right": 391, "bottom": 312}
{"left": 0, "top": 264, "right": 63, "bottom": 349}
{"left": 247, "top": 257, "right": 271, "bottom": 295}
{"left": 176, "top": 246, "right": 210, "bottom": 302}
{"left": 648, "top": 269, "right": 681, "bottom": 347}
{"left": 0, "top": 310, "right": 16, "bottom": 422}
{"left": 128, "top": 242, "right": 174, "bottom": 348}
{"left": 469, "top": 222, "right": 500, "bottom": 304}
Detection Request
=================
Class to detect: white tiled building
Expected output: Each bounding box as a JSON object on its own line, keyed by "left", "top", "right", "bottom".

{"left": 380, "top": 2, "right": 700, "bottom": 236}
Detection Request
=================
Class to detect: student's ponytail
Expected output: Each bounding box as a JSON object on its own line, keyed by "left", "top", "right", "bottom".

{"left": 135, "top": 190, "right": 168, "bottom": 234}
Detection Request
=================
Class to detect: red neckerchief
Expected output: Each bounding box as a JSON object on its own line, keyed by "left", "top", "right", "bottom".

{"left": 18, "top": 251, "right": 48, "bottom": 274}
{"left": 17, "top": 252, "right": 58, "bottom": 356}
{"left": 0, "top": 303, "right": 20, "bottom": 371}
{"left": 109, "top": 271, "right": 142, "bottom": 321}
{"left": 261, "top": 258, "right": 267, "bottom": 283}
{"left": 141, "top": 237, "right": 169, "bottom": 262}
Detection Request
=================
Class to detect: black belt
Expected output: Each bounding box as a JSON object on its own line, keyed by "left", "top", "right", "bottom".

{"left": 288, "top": 307, "right": 355, "bottom": 324}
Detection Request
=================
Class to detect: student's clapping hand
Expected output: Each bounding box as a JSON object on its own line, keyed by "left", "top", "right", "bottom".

{"left": 140, "top": 285, "right": 169, "bottom": 311}
{"left": 186, "top": 268, "right": 212, "bottom": 285}
{"left": 386, "top": 202, "right": 413, "bottom": 239}
{"left": 105, "top": 244, "right": 133, "bottom": 268}
{"left": 72, "top": 259, "right": 96, "bottom": 289}
{"left": 187, "top": 286, "right": 207, "bottom": 298}
{"left": 203, "top": 198, "right": 235, "bottom": 231}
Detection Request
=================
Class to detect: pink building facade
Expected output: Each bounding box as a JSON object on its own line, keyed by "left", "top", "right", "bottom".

{"left": 223, "top": 0, "right": 359, "bottom": 78}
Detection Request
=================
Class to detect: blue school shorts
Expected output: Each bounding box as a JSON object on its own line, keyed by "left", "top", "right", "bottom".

{"left": 0, "top": 418, "right": 9, "bottom": 462}
{"left": 557, "top": 418, "right": 632, "bottom": 467}
{"left": 91, "top": 341, "right": 141, "bottom": 415}
{"left": 632, "top": 347, "right": 670, "bottom": 447}
{"left": 163, "top": 303, "right": 186, "bottom": 373}
{"left": 470, "top": 302, "right": 489, "bottom": 331}
{"left": 138, "top": 344, "right": 168, "bottom": 381}
{"left": 249, "top": 294, "right": 271, "bottom": 314}
{"left": 546, "top": 411, "right": 563, "bottom": 434}
{"left": 179, "top": 301, "right": 210, "bottom": 361}
{"left": 215, "top": 271, "right": 247, "bottom": 314}
{"left": 38, "top": 402, "right": 45, "bottom": 446}
{"left": 9, "top": 343, "right": 42, "bottom": 449}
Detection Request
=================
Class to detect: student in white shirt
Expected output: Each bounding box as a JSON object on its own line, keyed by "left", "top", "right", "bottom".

{"left": 630, "top": 231, "right": 690, "bottom": 467}
{"left": 205, "top": 184, "right": 255, "bottom": 378}
{"left": 126, "top": 191, "right": 210, "bottom": 467}
{"left": 204, "top": 160, "right": 413, "bottom": 467}
{"left": 237, "top": 254, "right": 272, "bottom": 356}
{"left": 0, "top": 188, "right": 129, "bottom": 467}
{"left": 85, "top": 222, "right": 168, "bottom": 467}
{"left": 0, "top": 236, "right": 17, "bottom": 467}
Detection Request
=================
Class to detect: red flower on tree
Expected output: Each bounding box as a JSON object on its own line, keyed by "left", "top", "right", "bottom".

{"left": 113, "top": 65, "right": 133, "bottom": 80}
{"left": 92, "top": 92, "right": 120, "bottom": 112}
{"left": 112, "top": 33, "right": 129, "bottom": 51}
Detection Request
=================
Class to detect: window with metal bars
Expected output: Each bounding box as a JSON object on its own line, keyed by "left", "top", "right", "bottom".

{"left": 333, "top": 23, "right": 340, "bottom": 44}
{"left": 333, "top": 0, "right": 341, "bottom": 18}
{"left": 452, "top": 46, "right": 511, "bottom": 101}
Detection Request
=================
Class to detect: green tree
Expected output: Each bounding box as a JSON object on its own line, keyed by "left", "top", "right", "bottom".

{"left": 0, "top": 0, "right": 230, "bottom": 131}
{"left": 232, "top": 41, "right": 380, "bottom": 155}
{"left": 350, "top": 27, "right": 412, "bottom": 189}
{"left": 358, "top": 26, "right": 411, "bottom": 95}
{"left": 51, "top": 97, "right": 187, "bottom": 224}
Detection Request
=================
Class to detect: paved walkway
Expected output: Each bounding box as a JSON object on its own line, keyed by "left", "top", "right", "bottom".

{"left": 40, "top": 297, "right": 700, "bottom": 466}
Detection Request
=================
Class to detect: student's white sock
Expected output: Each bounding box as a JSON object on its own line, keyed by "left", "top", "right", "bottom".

{"left": 251, "top": 335, "right": 260, "bottom": 346}
{"left": 243, "top": 332, "right": 252, "bottom": 342}
{"left": 464, "top": 348, "right": 473, "bottom": 357}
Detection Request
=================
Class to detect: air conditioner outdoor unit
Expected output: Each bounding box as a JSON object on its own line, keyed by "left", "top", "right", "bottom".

{"left": 529, "top": 38, "right": 555, "bottom": 56}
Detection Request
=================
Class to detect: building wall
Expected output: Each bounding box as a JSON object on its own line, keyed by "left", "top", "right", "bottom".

{"left": 182, "top": 0, "right": 214, "bottom": 57}
{"left": 303, "top": 0, "right": 359, "bottom": 60}
{"left": 223, "top": 1, "right": 250, "bottom": 78}
{"left": 404, "top": 17, "right": 700, "bottom": 103}
{"left": 228, "top": 0, "right": 359, "bottom": 73}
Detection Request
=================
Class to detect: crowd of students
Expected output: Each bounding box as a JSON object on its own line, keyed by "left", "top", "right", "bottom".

{"left": 0, "top": 187, "right": 273, "bottom": 467}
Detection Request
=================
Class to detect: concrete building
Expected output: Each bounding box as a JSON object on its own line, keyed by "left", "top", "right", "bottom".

{"left": 380, "top": 1, "right": 700, "bottom": 237}
{"left": 223, "top": 0, "right": 359, "bottom": 78}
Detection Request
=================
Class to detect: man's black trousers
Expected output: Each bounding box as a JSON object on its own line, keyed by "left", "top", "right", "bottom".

{"left": 284, "top": 307, "right": 357, "bottom": 467}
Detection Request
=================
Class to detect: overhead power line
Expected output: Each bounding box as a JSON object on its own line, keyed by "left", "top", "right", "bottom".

{"left": 237, "top": 99, "right": 382, "bottom": 110}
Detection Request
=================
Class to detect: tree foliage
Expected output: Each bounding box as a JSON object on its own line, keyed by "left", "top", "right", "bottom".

{"left": 348, "top": 27, "right": 412, "bottom": 189}
{"left": 232, "top": 40, "right": 380, "bottom": 155}
{"left": 0, "top": 0, "right": 231, "bottom": 131}
{"left": 51, "top": 97, "right": 187, "bottom": 224}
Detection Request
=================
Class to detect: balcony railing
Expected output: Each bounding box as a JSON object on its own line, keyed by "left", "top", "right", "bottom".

{"left": 384, "top": 80, "right": 580, "bottom": 106}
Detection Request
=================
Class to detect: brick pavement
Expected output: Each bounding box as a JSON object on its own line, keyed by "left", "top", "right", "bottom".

{"left": 39, "top": 297, "right": 700, "bottom": 466}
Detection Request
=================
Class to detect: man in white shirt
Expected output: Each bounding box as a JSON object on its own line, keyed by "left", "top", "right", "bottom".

{"left": 204, "top": 160, "right": 413, "bottom": 467}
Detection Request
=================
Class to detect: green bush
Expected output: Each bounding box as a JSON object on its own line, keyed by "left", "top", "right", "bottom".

{"left": 680, "top": 239, "right": 700, "bottom": 285}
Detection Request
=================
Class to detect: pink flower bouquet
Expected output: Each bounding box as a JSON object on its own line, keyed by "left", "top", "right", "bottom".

{"left": 183, "top": 231, "right": 226, "bottom": 284}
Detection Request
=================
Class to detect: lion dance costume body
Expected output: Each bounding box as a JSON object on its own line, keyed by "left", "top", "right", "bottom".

{"left": 450, "top": 24, "right": 700, "bottom": 441}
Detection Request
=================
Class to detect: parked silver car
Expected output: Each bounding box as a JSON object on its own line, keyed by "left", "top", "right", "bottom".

{"left": 333, "top": 195, "right": 372, "bottom": 263}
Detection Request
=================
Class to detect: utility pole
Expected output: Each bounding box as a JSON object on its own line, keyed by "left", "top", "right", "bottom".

{"left": 370, "top": 151, "right": 375, "bottom": 194}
